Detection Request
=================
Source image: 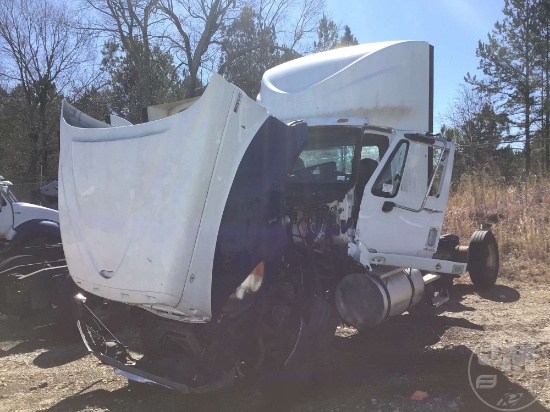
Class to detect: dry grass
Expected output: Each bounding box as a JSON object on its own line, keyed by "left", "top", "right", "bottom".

{"left": 444, "top": 172, "right": 550, "bottom": 283}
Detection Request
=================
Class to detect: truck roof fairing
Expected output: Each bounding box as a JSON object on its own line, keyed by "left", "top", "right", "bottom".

{"left": 59, "top": 74, "right": 307, "bottom": 321}
{"left": 258, "top": 40, "right": 434, "bottom": 132}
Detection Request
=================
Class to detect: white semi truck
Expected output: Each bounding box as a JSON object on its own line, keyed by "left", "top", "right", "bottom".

{"left": 59, "top": 41, "right": 499, "bottom": 393}
{"left": 0, "top": 176, "right": 60, "bottom": 250}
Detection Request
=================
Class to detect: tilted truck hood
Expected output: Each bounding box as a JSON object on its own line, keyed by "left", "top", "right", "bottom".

{"left": 59, "top": 74, "right": 307, "bottom": 321}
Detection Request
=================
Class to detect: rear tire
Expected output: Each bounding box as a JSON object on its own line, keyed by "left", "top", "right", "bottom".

{"left": 468, "top": 230, "right": 499, "bottom": 290}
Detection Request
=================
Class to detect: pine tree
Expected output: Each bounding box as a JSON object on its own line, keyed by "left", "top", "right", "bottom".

{"left": 313, "top": 14, "right": 339, "bottom": 52}
{"left": 467, "top": 0, "right": 541, "bottom": 174}
{"left": 218, "top": 7, "right": 299, "bottom": 98}
{"left": 339, "top": 25, "right": 359, "bottom": 47}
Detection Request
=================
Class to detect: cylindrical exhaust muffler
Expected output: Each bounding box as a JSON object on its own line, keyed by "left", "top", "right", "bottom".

{"left": 335, "top": 269, "right": 424, "bottom": 330}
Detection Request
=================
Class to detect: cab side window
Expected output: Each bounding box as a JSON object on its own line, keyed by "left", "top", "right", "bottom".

{"left": 428, "top": 147, "right": 447, "bottom": 198}
{"left": 371, "top": 141, "right": 409, "bottom": 198}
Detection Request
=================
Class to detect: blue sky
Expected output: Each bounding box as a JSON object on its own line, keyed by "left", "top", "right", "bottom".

{"left": 326, "top": 0, "right": 504, "bottom": 132}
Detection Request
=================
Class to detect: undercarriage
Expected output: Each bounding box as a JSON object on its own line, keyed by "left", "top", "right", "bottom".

{"left": 76, "top": 244, "right": 343, "bottom": 393}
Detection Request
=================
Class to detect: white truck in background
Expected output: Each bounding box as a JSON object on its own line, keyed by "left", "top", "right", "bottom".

{"left": 0, "top": 176, "right": 65, "bottom": 317}
{"left": 0, "top": 176, "right": 126, "bottom": 326}
{"left": 59, "top": 41, "right": 499, "bottom": 393}
{"left": 0, "top": 176, "right": 60, "bottom": 251}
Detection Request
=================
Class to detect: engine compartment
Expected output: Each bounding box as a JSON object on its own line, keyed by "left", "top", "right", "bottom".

{"left": 285, "top": 125, "right": 390, "bottom": 254}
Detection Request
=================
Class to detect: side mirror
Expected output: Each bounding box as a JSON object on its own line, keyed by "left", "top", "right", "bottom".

{"left": 382, "top": 201, "right": 395, "bottom": 213}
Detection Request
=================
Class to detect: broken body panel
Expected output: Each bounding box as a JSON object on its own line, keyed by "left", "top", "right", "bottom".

{"left": 59, "top": 74, "right": 306, "bottom": 321}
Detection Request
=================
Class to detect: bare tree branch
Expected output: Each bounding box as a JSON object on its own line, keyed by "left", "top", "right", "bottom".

{"left": 0, "top": 0, "right": 93, "bottom": 176}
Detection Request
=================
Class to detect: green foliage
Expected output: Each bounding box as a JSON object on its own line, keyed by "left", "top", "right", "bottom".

{"left": 446, "top": 0, "right": 550, "bottom": 180}
{"left": 70, "top": 87, "right": 111, "bottom": 124}
{"left": 339, "top": 25, "right": 359, "bottom": 47}
{"left": 467, "top": 0, "right": 542, "bottom": 175}
{"left": 0, "top": 87, "right": 33, "bottom": 177}
{"left": 313, "top": 14, "right": 339, "bottom": 52}
{"left": 443, "top": 85, "right": 518, "bottom": 181}
{"left": 0, "top": 84, "right": 62, "bottom": 179}
{"left": 101, "top": 40, "right": 185, "bottom": 123}
{"left": 312, "top": 18, "right": 359, "bottom": 52}
{"left": 218, "top": 9, "right": 358, "bottom": 98}
{"left": 466, "top": 104, "right": 509, "bottom": 155}
{"left": 218, "top": 7, "right": 299, "bottom": 98}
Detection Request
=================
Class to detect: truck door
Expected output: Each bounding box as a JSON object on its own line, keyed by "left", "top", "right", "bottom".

{"left": 0, "top": 190, "right": 14, "bottom": 237}
{"left": 355, "top": 134, "right": 454, "bottom": 259}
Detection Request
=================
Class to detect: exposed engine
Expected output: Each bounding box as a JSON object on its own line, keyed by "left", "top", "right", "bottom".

{"left": 289, "top": 196, "right": 354, "bottom": 250}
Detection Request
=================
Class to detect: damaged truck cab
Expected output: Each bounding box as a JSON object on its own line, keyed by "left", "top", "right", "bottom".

{"left": 60, "top": 41, "right": 498, "bottom": 393}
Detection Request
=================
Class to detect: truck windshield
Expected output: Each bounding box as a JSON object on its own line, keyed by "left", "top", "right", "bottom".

{"left": 2, "top": 186, "right": 17, "bottom": 203}
{"left": 289, "top": 127, "right": 360, "bottom": 183}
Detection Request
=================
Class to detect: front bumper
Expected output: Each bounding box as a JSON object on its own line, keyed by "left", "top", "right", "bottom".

{"left": 75, "top": 294, "right": 236, "bottom": 394}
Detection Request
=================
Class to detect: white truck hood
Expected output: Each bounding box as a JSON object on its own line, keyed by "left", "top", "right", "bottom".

{"left": 58, "top": 74, "right": 275, "bottom": 320}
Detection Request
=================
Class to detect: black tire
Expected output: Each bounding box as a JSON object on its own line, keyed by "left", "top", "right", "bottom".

{"left": 260, "top": 296, "right": 338, "bottom": 385}
{"left": 468, "top": 230, "right": 499, "bottom": 290}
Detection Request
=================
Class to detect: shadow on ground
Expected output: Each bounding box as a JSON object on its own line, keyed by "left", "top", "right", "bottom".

{"left": 452, "top": 283, "right": 520, "bottom": 303}
{"left": 0, "top": 278, "right": 540, "bottom": 412}
{"left": 0, "top": 308, "right": 81, "bottom": 359}
{"left": 43, "top": 291, "right": 548, "bottom": 412}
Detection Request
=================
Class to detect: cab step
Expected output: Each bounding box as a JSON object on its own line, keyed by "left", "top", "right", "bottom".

{"left": 432, "top": 294, "right": 450, "bottom": 308}
{"left": 422, "top": 273, "right": 440, "bottom": 284}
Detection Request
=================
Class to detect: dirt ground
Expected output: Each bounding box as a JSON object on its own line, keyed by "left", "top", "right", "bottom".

{"left": 1, "top": 278, "right": 549, "bottom": 412}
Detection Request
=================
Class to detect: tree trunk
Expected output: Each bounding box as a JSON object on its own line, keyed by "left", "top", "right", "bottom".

{"left": 546, "top": 24, "right": 550, "bottom": 174}
{"left": 525, "top": 103, "right": 531, "bottom": 175}
{"left": 186, "top": 64, "right": 199, "bottom": 98}
{"left": 36, "top": 103, "right": 48, "bottom": 180}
